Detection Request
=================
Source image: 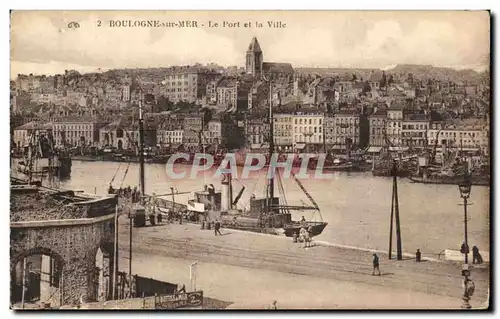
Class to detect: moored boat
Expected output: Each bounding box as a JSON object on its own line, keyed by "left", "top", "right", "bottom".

{"left": 283, "top": 221, "right": 328, "bottom": 237}
{"left": 409, "top": 175, "right": 489, "bottom": 186}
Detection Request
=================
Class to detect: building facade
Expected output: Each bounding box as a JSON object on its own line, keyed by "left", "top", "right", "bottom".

{"left": 216, "top": 78, "right": 239, "bottom": 108}
{"left": 157, "top": 127, "right": 183, "bottom": 146}
{"left": 164, "top": 67, "right": 218, "bottom": 104}
{"left": 205, "top": 119, "right": 222, "bottom": 146}
{"left": 52, "top": 119, "right": 103, "bottom": 148}
{"left": 323, "top": 113, "right": 335, "bottom": 147}
{"left": 386, "top": 107, "right": 404, "bottom": 146}
{"left": 245, "top": 117, "right": 268, "bottom": 148}
{"left": 273, "top": 113, "right": 293, "bottom": 148}
{"left": 401, "top": 114, "right": 429, "bottom": 149}
{"left": 99, "top": 119, "right": 156, "bottom": 150}
{"left": 122, "top": 85, "right": 131, "bottom": 101}
{"left": 292, "top": 112, "right": 324, "bottom": 147}
{"left": 183, "top": 116, "right": 204, "bottom": 146}
{"left": 333, "top": 110, "right": 360, "bottom": 149}
{"left": 13, "top": 122, "right": 52, "bottom": 150}
{"left": 427, "top": 120, "right": 489, "bottom": 156}
{"left": 368, "top": 109, "right": 388, "bottom": 147}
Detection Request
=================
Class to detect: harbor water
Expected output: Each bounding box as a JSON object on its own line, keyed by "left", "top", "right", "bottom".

{"left": 56, "top": 161, "right": 490, "bottom": 258}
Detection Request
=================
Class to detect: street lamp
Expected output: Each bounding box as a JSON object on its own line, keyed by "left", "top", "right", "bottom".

{"left": 458, "top": 174, "right": 473, "bottom": 309}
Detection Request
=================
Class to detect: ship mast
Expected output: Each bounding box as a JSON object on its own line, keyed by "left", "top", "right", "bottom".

{"left": 138, "top": 93, "right": 145, "bottom": 200}
{"left": 266, "top": 77, "right": 274, "bottom": 209}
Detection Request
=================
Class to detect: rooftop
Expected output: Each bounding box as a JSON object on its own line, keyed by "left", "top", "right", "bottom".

{"left": 14, "top": 121, "right": 52, "bottom": 131}
{"left": 370, "top": 109, "right": 388, "bottom": 117}
{"left": 263, "top": 62, "right": 294, "bottom": 74}
{"left": 218, "top": 77, "right": 238, "bottom": 88}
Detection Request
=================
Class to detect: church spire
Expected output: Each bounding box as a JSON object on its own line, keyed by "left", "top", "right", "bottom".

{"left": 247, "top": 37, "right": 262, "bottom": 53}
{"left": 246, "top": 37, "right": 263, "bottom": 79}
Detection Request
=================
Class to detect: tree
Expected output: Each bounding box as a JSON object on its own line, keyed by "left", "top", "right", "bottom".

{"left": 326, "top": 104, "right": 333, "bottom": 114}
{"left": 380, "top": 71, "right": 387, "bottom": 88}
{"left": 407, "top": 73, "right": 414, "bottom": 85}
{"left": 362, "top": 81, "right": 371, "bottom": 94}
{"left": 156, "top": 95, "right": 174, "bottom": 112}
{"left": 388, "top": 74, "right": 394, "bottom": 85}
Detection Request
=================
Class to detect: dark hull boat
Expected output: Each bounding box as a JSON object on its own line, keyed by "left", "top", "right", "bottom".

{"left": 283, "top": 221, "right": 328, "bottom": 237}
{"left": 409, "top": 175, "right": 489, "bottom": 186}
{"left": 322, "top": 164, "right": 355, "bottom": 172}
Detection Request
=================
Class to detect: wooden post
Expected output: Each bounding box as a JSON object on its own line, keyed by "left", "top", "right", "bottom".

{"left": 112, "top": 205, "right": 118, "bottom": 300}
{"left": 388, "top": 169, "right": 395, "bottom": 260}
{"left": 171, "top": 187, "right": 175, "bottom": 216}
{"left": 60, "top": 269, "right": 64, "bottom": 306}
{"left": 394, "top": 161, "right": 403, "bottom": 260}
{"left": 128, "top": 214, "right": 132, "bottom": 298}
{"left": 21, "top": 258, "right": 27, "bottom": 309}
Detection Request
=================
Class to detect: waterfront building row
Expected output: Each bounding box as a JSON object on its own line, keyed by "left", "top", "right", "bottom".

{"left": 12, "top": 108, "right": 489, "bottom": 156}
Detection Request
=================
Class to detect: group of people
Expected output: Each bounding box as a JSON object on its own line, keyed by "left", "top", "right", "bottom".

{"left": 108, "top": 184, "right": 141, "bottom": 203}
{"left": 201, "top": 217, "right": 223, "bottom": 236}
{"left": 371, "top": 245, "right": 484, "bottom": 277}
{"left": 292, "top": 219, "right": 313, "bottom": 248}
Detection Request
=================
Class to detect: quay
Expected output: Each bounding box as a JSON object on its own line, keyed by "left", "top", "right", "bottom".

{"left": 116, "top": 219, "right": 489, "bottom": 309}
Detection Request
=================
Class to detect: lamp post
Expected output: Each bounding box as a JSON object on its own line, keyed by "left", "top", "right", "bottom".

{"left": 458, "top": 175, "right": 473, "bottom": 309}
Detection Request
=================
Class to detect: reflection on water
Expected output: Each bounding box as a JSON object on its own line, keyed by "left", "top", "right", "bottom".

{"left": 58, "top": 161, "right": 489, "bottom": 257}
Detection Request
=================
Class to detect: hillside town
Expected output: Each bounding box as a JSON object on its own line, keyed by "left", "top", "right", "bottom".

{"left": 11, "top": 37, "right": 491, "bottom": 161}
{"left": 10, "top": 9, "right": 491, "bottom": 311}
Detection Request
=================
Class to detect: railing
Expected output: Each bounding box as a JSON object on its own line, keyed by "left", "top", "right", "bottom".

{"left": 150, "top": 196, "right": 187, "bottom": 212}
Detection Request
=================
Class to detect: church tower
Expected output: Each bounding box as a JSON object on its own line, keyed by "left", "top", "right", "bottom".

{"left": 246, "top": 37, "right": 263, "bottom": 79}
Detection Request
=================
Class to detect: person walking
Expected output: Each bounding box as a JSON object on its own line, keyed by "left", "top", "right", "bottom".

{"left": 303, "top": 228, "right": 311, "bottom": 248}
{"left": 372, "top": 253, "right": 381, "bottom": 276}
{"left": 472, "top": 246, "right": 483, "bottom": 264}
{"left": 214, "top": 219, "right": 222, "bottom": 236}
{"left": 268, "top": 300, "right": 278, "bottom": 310}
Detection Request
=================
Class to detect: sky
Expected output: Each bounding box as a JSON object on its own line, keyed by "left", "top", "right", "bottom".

{"left": 10, "top": 11, "right": 490, "bottom": 79}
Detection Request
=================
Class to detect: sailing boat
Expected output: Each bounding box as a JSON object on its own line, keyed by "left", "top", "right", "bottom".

{"left": 258, "top": 77, "right": 327, "bottom": 238}
{"left": 281, "top": 174, "right": 328, "bottom": 237}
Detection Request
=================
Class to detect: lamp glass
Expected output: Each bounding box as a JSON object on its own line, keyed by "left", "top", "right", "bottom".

{"left": 458, "top": 181, "right": 472, "bottom": 199}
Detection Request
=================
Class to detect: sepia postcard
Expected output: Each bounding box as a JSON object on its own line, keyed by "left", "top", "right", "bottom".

{"left": 9, "top": 10, "right": 491, "bottom": 310}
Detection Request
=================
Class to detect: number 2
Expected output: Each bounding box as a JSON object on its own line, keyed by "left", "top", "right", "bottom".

{"left": 97, "top": 20, "right": 102, "bottom": 27}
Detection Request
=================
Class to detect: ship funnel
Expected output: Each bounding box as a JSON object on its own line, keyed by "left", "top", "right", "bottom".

{"left": 221, "top": 173, "right": 231, "bottom": 212}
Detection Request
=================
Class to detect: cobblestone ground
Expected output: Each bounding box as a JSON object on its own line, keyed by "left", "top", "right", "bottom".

{"left": 115, "top": 219, "right": 489, "bottom": 309}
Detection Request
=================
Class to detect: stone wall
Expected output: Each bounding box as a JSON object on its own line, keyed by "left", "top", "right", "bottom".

{"left": 10, "top": 214, "right": 115, "bottom": 306}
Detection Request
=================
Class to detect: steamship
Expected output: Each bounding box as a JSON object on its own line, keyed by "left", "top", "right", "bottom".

{"left": 185, "top": 82, "right": 327, "bottom": 238}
